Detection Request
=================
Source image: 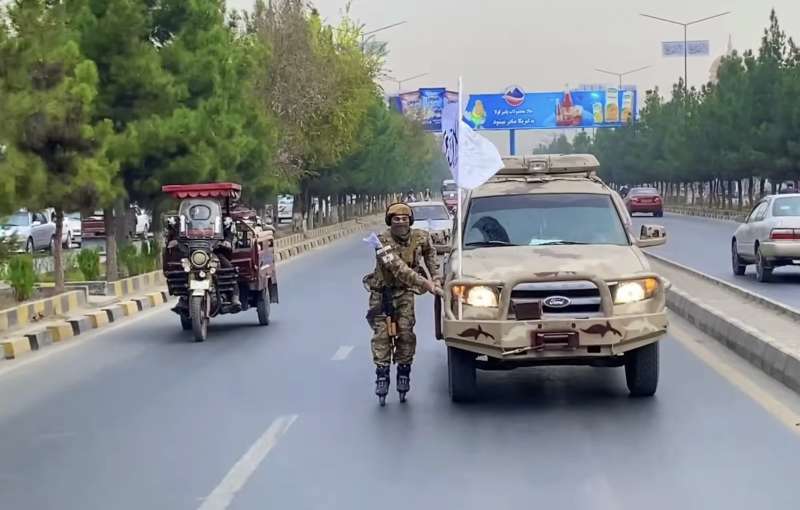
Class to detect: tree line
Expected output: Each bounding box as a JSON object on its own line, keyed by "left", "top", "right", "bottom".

{"left": 0, "top": 0, "right": 447, "bottom": 292}
{"left": 535, "top": 9, "right": 800, "bottom": 208}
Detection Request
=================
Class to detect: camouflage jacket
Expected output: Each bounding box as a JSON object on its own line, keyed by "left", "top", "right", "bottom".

{"left": 364, "top": 229, "right": 439, "bottom": 293}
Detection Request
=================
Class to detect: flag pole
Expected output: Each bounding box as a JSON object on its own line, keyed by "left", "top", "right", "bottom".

{"left": 457, "top": 76, "right": 464, "bottom": 319}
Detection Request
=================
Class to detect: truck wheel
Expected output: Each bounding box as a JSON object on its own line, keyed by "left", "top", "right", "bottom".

{"left": 448, "top": 346, "right": 477, "bottom": 402}
{"left": 180, "top": 313, "right": 192, "bottom": 331}
{"left": 26, "top": 238, "right": 34, "bottom": 253}
{"left": 257, "top": 288, "right": 270, "bottom": 326}
{"left": 48, "top": 236, "right": 56, "bottom": 253}
{"left": 624, "top": 342, "right": 659, "bottom": 397}
{"left": 190, "top": 295, "right": 208, "bottom": 342}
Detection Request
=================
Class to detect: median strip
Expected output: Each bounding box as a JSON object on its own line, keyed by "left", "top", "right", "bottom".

{"left": 647, "top": 253, "right": 800, "bottom": 394}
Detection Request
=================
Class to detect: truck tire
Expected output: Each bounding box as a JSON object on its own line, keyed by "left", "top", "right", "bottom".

{"left": 448, "top": 346, "right": 477, "bottom": 403}
{"left": 624, "top": 342, "right": 659, "bottom": 397}
{"left": 180, "top": 313, "right": 192, "bottom": 331}
{"left": 257, "top": 288, "right": 270, "bottom": 326}
{"left": 190, "top": 295, "right": 208, "bottom": 342}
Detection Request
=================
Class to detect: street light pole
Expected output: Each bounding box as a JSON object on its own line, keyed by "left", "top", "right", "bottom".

{"left": 363, "top": 20, "right": 407, "bottom": 37}
{"left": 389, "top": 72, "right": 429, "bottom": 93}
{"left": 640, "top": 11, "right": 731, "bottom": 95}
{"left": 595, "top": 65, "right": 652, "bottom": 89}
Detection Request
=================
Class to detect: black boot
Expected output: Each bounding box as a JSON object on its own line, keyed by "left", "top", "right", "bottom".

{"left": 375, "top": 365, "right": 390, "bottom": 406}
{"left": 397, "top": 364, "right": 411, "bottom": 402}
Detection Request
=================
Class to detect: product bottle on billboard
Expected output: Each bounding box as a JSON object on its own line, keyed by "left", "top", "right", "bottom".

{"left": 605, "top": 88, "right": 619, "bottom": 123}
{"left": 621, "top": 90, "right": 634, "bottom": 123}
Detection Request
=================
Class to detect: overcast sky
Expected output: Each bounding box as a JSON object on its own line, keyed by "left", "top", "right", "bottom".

{"left": 237, "top": 0, "right": 800, "bottom": 151}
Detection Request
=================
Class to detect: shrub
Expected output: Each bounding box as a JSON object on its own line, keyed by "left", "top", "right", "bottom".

{"left": 7, "top": 255, "right": 36, "bottom": 302}
{"left": 77, "top": 248, "right": 101, "bottom": 281}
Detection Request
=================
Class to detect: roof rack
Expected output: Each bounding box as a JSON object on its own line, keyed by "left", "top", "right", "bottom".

{"left": 494, "top": 154, "right": 600, "bottom": 176}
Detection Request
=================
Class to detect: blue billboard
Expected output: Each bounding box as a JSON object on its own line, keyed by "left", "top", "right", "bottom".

{"left": 463, "top": 87, "right": 638, "bottom": 130}
{"left": 391, "top": 88, "right": 459, "bottom": 132}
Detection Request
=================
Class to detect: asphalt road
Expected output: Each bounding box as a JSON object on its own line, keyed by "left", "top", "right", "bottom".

{"left": 1, "top": 234, "right": 800, "bottom": 509}
{"left": 632, "top": 213, "right": 800, "bottom": 309}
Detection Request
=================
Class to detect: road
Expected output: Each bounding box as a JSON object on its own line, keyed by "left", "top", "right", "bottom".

{"left": 2, "top": 234, "right": 800, "bottom": 509}
{"left": 632, "top": 213, "right": 800, "bottom": 309}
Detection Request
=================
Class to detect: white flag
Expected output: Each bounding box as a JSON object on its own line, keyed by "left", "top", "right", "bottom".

{"left": 457, "top": 121, "right": 503, "bottom": 190}
{"left": 441, "top": 100, "right": 503, "bottom": 190}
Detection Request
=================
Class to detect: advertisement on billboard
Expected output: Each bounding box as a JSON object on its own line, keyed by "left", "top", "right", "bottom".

{"left": 463, "top": 86, "right": 637, "bottom": 131}
{"left": 392, "top": 88, "right": 459, "bottom": 131}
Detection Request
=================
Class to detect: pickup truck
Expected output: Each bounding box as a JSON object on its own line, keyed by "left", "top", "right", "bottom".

{"left": 81, "top": 205, "right": 150, "bottom": 241}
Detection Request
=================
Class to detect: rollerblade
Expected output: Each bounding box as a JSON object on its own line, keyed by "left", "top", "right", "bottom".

{"left": 397, "top": 364, "right": 411, "bottom": 403}
{"left": 375, "top": 365, "right": 390, "bottom": 406}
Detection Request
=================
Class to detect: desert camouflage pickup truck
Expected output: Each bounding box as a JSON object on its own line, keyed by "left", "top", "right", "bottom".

{"left": 435, "top": 154, "right": 669, "bottom": 402}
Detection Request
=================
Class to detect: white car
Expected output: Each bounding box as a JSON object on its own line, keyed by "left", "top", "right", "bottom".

{"left": 408, "top": 201, "right": 453, "bottom": 254}
{"left": 732, "top": 193, "right": 800, "bottom": 282}
{"left": 0, "top": 209, "right": 58, "bottom": 253}
{"left": 63, "top": 212, "right": 82, "bottom": 248}
{"left": 131, "top": 205, "right": 151, "bottom": 238}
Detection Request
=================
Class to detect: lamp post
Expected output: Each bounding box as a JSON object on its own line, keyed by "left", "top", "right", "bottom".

{"left": 388, "top": 72, "right": 429, "bottom": 93}
{"left": 594, "top": 65, "right": 652, "bottom": 89}
{"left": 640, "top": 11, "right": 731, "bottom": 95}
{"left": 363, "top": 20, "right": 407, "bottom": 38}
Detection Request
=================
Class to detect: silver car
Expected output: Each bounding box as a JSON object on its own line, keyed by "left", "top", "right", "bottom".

{"left": 408, "top": 201, "right": 453, "bottom": 254}
{"left": 0, "top": 210, "right": 58, "bottom": 253}
{"left": 732, "top": 194, "right": 800, "bottom": 282}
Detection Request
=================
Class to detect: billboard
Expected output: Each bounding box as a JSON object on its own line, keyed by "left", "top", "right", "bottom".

{"left": 463, "top": 87, "right": 637, "bottom": 131}
{"left": 392, "top": 88, "right": 459, "bottom": 131}
{"left": 662, "top": 40, "right": 710, "bottom": 57}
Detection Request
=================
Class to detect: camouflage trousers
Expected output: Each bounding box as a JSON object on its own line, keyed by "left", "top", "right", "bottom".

{"left": 366, "top": 290, "right": 416, "bottom": 366}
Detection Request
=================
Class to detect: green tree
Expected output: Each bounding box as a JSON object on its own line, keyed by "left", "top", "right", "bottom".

{"left": 0, "top": 0, "right": 118, "bottom": 292}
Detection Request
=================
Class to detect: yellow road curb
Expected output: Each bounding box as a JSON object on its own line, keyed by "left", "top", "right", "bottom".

{"left": 2, "top": 337, "right": 32, "bottom": 359}
{"left": 84, "top": 311, "right": 110, "bottom": 329}
{"left": 117, "top": 301, "right": 138, "bottom": 316}
{"left": 47, "top": 323, "right": 75, "bottom": 343}
{"left": 146, "top": 292, "right": 165, "bottom": 307}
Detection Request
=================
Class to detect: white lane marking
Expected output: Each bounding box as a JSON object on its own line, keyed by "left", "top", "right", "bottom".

{"left": 331, "top": 345, "right": 354, "bottom": 361}
{"left": 197, "top": 414, "right": 298, "bottom": 510}
{"left": 670, "top": 317, "right": 800, "bottom": 437}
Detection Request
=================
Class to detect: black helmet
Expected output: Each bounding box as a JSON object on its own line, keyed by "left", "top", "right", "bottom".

{"left": 385, "top": 202, "right": 415, "bottom": 227}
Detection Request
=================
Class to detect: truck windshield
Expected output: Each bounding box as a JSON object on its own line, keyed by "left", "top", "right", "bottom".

{"left": 179, "top": 199, "right": 222, "bottom": 233}
{"left": 464, "top": 193, "right": 629, "bottom": 247}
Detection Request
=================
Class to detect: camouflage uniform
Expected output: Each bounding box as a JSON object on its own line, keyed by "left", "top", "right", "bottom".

{"left": 364, "top": 228, "right": 440, "bottom": 366}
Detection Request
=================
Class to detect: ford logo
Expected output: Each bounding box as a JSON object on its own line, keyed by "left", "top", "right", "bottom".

{"left": 543, "top": 296, "right": 571, "bottom": 309}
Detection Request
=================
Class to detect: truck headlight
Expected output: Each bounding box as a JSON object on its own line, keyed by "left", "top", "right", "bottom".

{"left": 181, "top": 258, "right": 191, "bottom": 272}
{"left": 614, "top": 278, "right": 658, "bottom": 304}
{"left": 453, "top": 285, "right": 499, "bottom": 308}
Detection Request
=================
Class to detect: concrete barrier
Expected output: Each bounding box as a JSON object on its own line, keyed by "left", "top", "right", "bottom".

{"left": 25, "top": 330, "right": 53, "bottom": 350}
{"left": 68, "top": 317, "right": 93, "bottom": 336}
{"left": 102, "top": 305, "right": 126, "bottom": 322}
{"left": 85, "top": 311, "right": 110, "bottom": 329}
{"left": 47, "top": 323, "right": 75, "bottom": 342}
{"left": 2, "top": 337, "right": 31, "bottom": 359}
{"left": 0, "top": 289, "right": 88, "bottom": 333}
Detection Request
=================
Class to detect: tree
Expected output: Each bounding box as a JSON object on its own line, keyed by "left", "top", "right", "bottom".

{"left": 0, "top": 0, "right": 118, "bottom": 292}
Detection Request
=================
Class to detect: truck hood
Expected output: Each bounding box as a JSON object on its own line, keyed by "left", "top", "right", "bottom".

{"left": 452, "top": 244, "right": 649, "bottom": 282}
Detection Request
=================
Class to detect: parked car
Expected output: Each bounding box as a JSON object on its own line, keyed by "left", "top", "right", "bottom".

{"left": 63, "top": 212, "right": 82, "bottom": 248}
{"left": 42, "top": 208, "right": 82, "bottom": 248}
{"left": 624, "top": 187, "right": 663, "bottom": 217}
{"left": 731, "top": 193, "right": 800, "bottom": 282}
{"left": 0, "top": 209, "right": 57, "bottom": 253}
{"left": 80, "top": 205, "right": 150, "bottom": 241}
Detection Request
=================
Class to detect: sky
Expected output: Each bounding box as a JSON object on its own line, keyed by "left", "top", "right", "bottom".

{"left": 228, "top": 1, "right": 800, "bottom": 152}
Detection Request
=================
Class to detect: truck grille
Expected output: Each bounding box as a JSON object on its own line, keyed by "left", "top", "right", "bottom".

{"left": 510, "top": 281, "right": 602, "bottom": 319}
